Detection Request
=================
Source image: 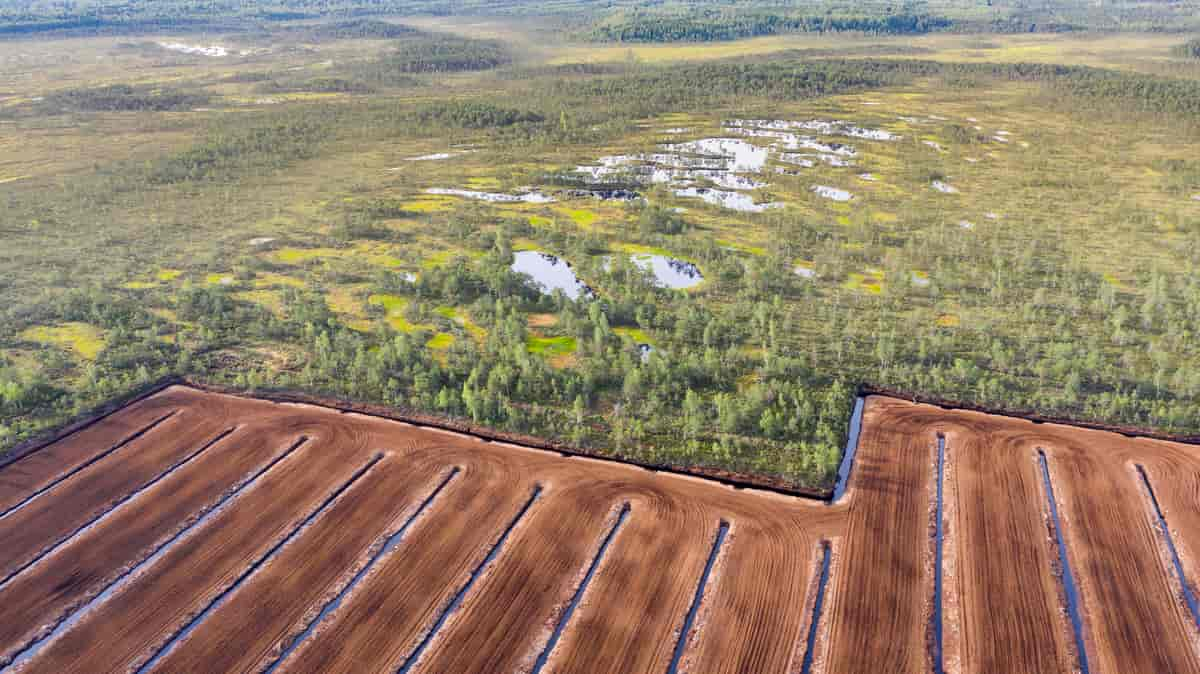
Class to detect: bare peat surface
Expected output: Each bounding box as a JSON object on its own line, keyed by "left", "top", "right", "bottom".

{"left": 4, "top": 387, "right": 1200, "bottom": 673}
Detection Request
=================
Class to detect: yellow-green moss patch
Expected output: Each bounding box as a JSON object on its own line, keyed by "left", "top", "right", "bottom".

{"left": 20, "top": 322, "right": 107, "bottom": 360}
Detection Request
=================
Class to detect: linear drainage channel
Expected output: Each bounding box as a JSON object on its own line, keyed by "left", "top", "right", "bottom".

{"left": 135, "top": 453, "right": 386, "bottom": 674}
{"left": 931, "top": 434, "right": 947, "bottom": 674}
{"left": 1037, "top": 449, "right": 1090, "bottom": 674}
{"left": 830, "top": 397, "right": 865, "bottom": 502}
{"left": 2, "top": 435, "right": 310, "bottom": 672}
{"left": 1136, "top": 464, "right": 1200, "bottom": 630}
{"left": 666, "top": 521, "right": 729, "bottom": 674}
{"left": 0, "top": 426, "right": 239, "bottom": 590}
{"left": 0, "top": 411, "right": 177, "bottom": 521}
{"left": 530, "top": 502, "right": 631, "bottom": 674}
{"left": 396, "top": 484, "right": 544, "bottom": 674}
{"left": 800, "top": 541, "right": 832, "bottom": 674}
{"left": 263, "top": 466, "right": 463, "bottom": 673}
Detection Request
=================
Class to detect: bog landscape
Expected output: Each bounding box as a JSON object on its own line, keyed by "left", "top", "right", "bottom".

{"left": 2, "top": 0, "right": 1200, "bottom": 671}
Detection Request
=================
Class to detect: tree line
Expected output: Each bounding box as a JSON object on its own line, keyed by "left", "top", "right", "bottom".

{"left": 586, "top": 10, "right": 955, "bottom": 43}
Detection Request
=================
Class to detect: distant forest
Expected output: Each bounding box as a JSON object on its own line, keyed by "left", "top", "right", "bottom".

{"left": 1, "top": 0, "right": 1198, "bottom": 38}
{"left": 1177, "top": 38, "right": 1200, "bottom": 59}
{"left": 585, "top": 11, "right": 957, "bottom": 42}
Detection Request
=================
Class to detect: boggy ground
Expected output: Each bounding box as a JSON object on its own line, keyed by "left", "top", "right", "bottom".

{"left": 3, "top": 387, "right": 1200, "bottom": 673}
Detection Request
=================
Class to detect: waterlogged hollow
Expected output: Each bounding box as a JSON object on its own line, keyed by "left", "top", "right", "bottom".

{"left": 572, "top": 118, "right": 896, "bottom": 212}
{"left": 157, "top": 42, "right": 233, "bottom": 57}
{"left": 812, "top": 185, "right": 853, "bottom": 202}
{"left": 631, "top": 254, "right": 703, "bottom": 289}
{"left": 727, "top": 119, "right": 900, "bottom": 142}
{"left": 663, "top": 138, "right": 770, "bottom": 172}
{"left": 725, "top": 127, "right": 857, "bottom": 162}
{"left": 426, "top": 188, "right": 555, "bottom": 204}
{"left": 511, "top": 251, "right": 591, "bottom": 300}
{"left": 779, "top": 155, "right": 816, "bottom": 168}
{"left": 674, "top": 187, "right": 784, "bottom": 213}
{"left": 693, "top": 171, "right": 768, "bottom": 191}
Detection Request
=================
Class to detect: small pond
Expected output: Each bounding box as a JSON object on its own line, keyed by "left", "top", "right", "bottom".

{"left": 427, "top": 188, "right": 555, "bottom": 204}
{"left": 632, "top": 254, "right": 704, "bottom": 289}
{"left": 512, "top": 251, "right": 591, "bottom": 300}
{"left": 812, "top": 185, "right": 853, "bottom": 202}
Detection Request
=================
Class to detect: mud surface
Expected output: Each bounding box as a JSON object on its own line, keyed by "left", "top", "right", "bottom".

{"left": 5, "top": 388, "right": 1200, "bottom": 673}
{"left": 0, "top": 386, "right": 841, "bottom": 673}
{"left": 823, "top": 397, "right": 1200, "bottom": 673}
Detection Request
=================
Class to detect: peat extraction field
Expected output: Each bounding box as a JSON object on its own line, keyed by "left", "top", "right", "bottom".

{"left": 2, "top": 385, "right": 1200, "bottom": 672}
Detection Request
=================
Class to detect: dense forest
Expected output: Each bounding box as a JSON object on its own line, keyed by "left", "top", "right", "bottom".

{"left": 1177, "top": 38, "right": 1200, "bottom": 59}
{"left": 1, "top": 0, "right": 1198, "bottom": 38}
{"left": 585, "top": 11, "right": 956, "bottom": 42}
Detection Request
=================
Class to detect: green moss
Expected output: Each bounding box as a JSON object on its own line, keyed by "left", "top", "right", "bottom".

{"left": 422, "top": 250, "right": 454, "bottom": 269}
{"left": 368, "top": 294, "right": 431, "bottom": 332}
{"left": 275, "top": 247, "right": 338, "bottom": 264}
{"left": 274, "top": 245, "right": 402, "bottom": 268}
{"left": 401, "top": 197, "right": 454, "bottom": 212}
{"left": 526, "top": 335, "right": 577, "bottom": 356}
{"left": 614, "top": 326, "right": 653, "bottom": 344}
{"left": 234, "top": 289, "right": 284, "bottom": 315}
{"left": 466, "top": 176, "right": 502, "bottom": 189}
{"left": 844, "top": 272, "right": 884, "bottom": 295}
{"left": 567, "top": 208, "right": 597, "bottom": 227}
{"left": 614, "top": 242, "right": 672, "bottom": 256}
{"left": 20, "top": 322, "right": 107, "bottom": 360}
{"left": 716, "top": 239, "right": 766, "bottom": 256}
{"left": 254, "top": 273, "right": 306, "bottom": 289}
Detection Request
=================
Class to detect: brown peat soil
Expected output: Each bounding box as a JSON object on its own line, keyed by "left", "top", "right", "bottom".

{"left": 1, "top": 388, "right": 1199, "bottom": 673}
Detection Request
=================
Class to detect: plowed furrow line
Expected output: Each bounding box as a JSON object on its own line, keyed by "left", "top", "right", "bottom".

{"left": 949, "top": 431, "right": 1070, "bottom": 673}
{"left": 0, "top": 426, "right": 237, "bottom": 589}
{"left": 530, "top": 503, "right": 631, "bottom": 674}
{"left": 0, "top": 411, "right": 226, "bottom": 582}
{"left": 1045, "top": 445, "right": 1200, "bottom": 673}
{"left": 1137, "top": 465, "right": 1200, "bottom": 631}
{"left": 824, "top": 398, "right": 931, "bottom": 673}
{"left": 800, "top": 541, "right": 833, "bottom": 674}
{"left": 13, "top": 432, "right": 373, "bottom": 674}
{"left": 683, "top": 522, "right": 817, "bottom": 674}
{"left": 0, "top": 435, "right": 309, "bottom": 671}
{"left": 666, "top": 521, "right": 729, "bottom": 674}
{"left": 136, "top": 454, "right": 386, "bottom": 673}
{"left": 153, "top": 462, "right": 458, "bottom": 674}
{"left": 0, "top": 427, "right": 300, "bottom": 666}
{"left": 541, "top": 495, "right": 713, "bottom": 674}
{"left": 0, "top": 411, "right": 177, "bottom": 519}
{"left": 277, "top": 459, "right": 535, "bottom": 673}
{"left": 1136, "top": 450, "right": 1200, "bottom": 637}
{"left": 0, "top": 395, "right": 179, "bottom": 514}
{"left": 398, "top": 485, "right": 544, "bottom": 673}
{"left": 413, "top": 489, "right": 624, "bottom": 674}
